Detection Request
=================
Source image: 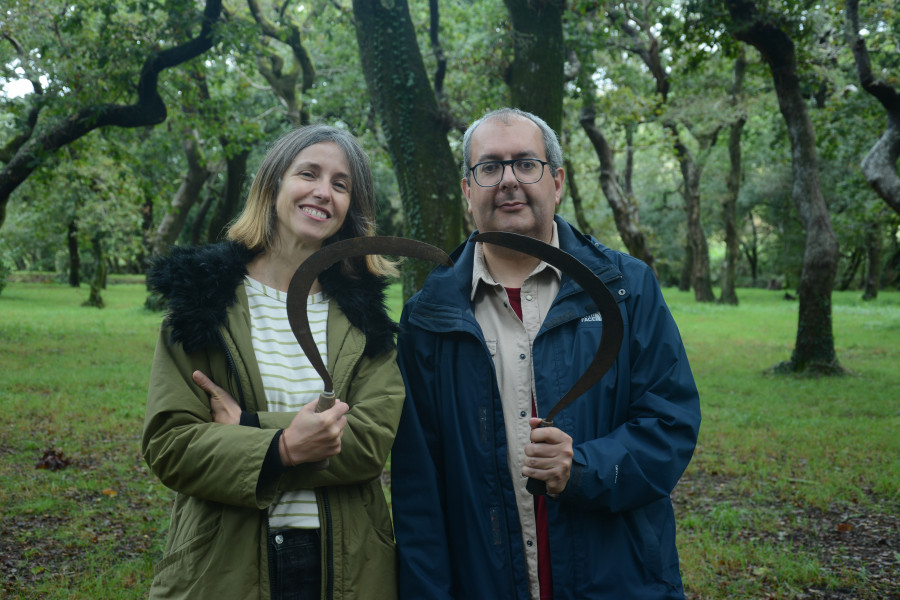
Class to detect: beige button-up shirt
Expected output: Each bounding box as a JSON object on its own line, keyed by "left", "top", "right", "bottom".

{"left": 471, "top": 223, "right": 561, "bottom": 600}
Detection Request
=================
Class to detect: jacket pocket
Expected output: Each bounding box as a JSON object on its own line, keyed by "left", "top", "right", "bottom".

{"left": 631, "top": 507, "right": 666, "bottom": 586}
{"left": 339, "top": 484, "right": 398, "bottom": 597}
{"left": 357, "top": 482, "right": 396, "bottom": 548}
{"left": 153, "top": 497, "right": 222, "bottom": 578}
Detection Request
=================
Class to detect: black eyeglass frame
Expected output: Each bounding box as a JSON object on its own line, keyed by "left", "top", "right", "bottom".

{"left": 467, "top": 158, "right": 551, "bottom": 188}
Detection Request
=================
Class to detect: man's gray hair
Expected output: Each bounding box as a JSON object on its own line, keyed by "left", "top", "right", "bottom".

{"left": 461, "top": 108, "right": 563, "bottom": 179}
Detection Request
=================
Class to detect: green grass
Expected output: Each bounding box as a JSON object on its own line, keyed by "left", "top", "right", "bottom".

{"left": 666, "top": 288, "right": 900, "bottom": 598}
{"left": 1, "top": 282, "right": 165, "bottom": 598}
{"left": 1, "top": 281, "right": 898, "bottom": 598}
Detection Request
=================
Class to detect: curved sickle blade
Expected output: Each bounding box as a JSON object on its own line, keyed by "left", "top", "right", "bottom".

{"left": 286, "top": 236, "right": 454, "bottom": 393}
{"left": 473, "top": 231, "right": 624, "bottom": 422}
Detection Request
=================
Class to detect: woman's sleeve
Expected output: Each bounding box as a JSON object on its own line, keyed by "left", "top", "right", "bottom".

{"left": 142, "top": 327, "right": 279, "bottom": 508}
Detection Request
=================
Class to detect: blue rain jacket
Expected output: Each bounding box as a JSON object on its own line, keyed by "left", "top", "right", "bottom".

{"left": 393, "top": 217, "right": 701, "bottom": 600}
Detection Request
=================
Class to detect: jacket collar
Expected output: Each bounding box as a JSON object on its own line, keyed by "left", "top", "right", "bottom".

{"left": 148, "top": 241, "right": 397, "bottom": 356}
{"left": 415, "top": 216, "right": 622, "bottom": 315}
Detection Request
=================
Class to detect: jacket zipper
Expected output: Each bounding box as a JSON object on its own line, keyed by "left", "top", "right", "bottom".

{"left": 323, "top": 488, "right": 334, "bottom": 600}
{"left": 471, "top": 331, "right": 521, "bottom": 596}
{"left": 217, "top": 330, "right": 246, "bottom": 410}
{"left": 265, "top": 514, "right": 275, "bottom": 599}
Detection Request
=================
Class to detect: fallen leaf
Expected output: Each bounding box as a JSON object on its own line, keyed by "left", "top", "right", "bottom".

{"left": 837, "top": 522, "right": 854, "bottom": 532}
{"left": 35, "top": 449, "right": 71, "bottom": 471}
{"left": 101, "top": 488, "right": 117, "bottom": 497}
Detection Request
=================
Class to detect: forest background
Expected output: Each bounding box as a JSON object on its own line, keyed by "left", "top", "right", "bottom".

{"left": 2, "top": 0, "right": 900, "bottom": 372}
{"left": 1, "top": 0, "right": 899, "bottom": 597}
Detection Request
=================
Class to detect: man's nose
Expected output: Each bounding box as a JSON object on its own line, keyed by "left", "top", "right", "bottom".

{"left": 499, "top": 163, "right": 518, "bottom": 188}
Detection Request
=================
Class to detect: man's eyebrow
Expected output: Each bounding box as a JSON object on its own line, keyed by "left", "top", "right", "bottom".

{"left": 475, "top": 150, "right": 541, "bottom": 162}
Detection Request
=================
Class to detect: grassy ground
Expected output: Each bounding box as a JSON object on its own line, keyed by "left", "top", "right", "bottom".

{"left": 667, "top": 289, "right": 899, "bottom": 598}
{"left": 1, "top": 281, "right": 897, "bottom": 598}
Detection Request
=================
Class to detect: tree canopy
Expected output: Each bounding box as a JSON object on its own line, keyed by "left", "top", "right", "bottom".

{"left": 2, "top": 0, "right": 898, "bottom": 373}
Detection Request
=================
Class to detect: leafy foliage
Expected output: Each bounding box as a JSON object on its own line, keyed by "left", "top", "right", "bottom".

{"left": 1, "top": 0, "right": 898, "bottom": 305}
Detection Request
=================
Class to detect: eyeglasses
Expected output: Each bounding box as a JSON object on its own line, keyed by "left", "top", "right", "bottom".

{"left": 467, "top": 158, "right": 550, "bottom": 187}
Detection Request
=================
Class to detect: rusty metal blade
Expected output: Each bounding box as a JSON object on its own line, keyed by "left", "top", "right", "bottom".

{"left": 286, "top": 236, "right": 454, "bottom": 393}
{"left": 472, "top": 231, "right": 624, "bottom": 422}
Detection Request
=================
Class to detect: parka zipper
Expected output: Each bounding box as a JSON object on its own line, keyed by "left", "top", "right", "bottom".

{"left": 323, "top": 488, "right": 334, "bottom": 600}
{"left": 265, "top": 515, "right": 275, "bottom": 599}
{"left": 218, "top": 330, "right": 274, "bottom": 597}
{"left": 217, "top": 330, "right": 247, "bottom": 410}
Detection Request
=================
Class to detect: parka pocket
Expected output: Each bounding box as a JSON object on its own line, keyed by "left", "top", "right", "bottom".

{"left": 357, "top": 482, "right": 396, "bottom": 548}
{"left": 153, "top": 513, "right": 221, "bottom": 578}
{"left": 153, "top": 496, "right": 222, "bottom": 578}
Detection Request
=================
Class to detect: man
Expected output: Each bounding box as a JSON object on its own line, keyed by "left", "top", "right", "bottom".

{"left": 392, "top": 108, "right": 701, "bottom": 600}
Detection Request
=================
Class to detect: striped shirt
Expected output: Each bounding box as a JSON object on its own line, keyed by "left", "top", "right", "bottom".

{"left": 245, "top": 276, "right": 329, "bottom": 530}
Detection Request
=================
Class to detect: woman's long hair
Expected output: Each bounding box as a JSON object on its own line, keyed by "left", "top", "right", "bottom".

{"left": 227, "top": 125, "right": 397, "bottom": 278}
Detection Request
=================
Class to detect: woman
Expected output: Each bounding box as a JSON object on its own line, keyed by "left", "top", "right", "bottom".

{"left": 143, "top": 125, "right": 402, "bottom": 599}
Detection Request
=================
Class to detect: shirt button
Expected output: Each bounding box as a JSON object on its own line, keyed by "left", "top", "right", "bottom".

{"left": 618, "top": 288, "right": 626, "bottom": 296}
{"left": 519, "top": 353, "right": 526, "bottom": 360}
{"left": 525, "top": 294, "right": 534, "bottom": 301}
{"left": 526, "top": 540, "right": 534, "bottom": 547}
{"left": 275, "top": 534, "right": 284, "bottom": 545}
{"left": 520, "top": 411, "right": 527, "bottom": 418}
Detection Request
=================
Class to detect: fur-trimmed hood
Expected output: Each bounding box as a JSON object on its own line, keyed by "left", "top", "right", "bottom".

{"left": 147, "top": 241, "right": 397, "bottom": 356}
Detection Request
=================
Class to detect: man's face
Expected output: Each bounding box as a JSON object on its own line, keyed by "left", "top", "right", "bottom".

{"left": 462, "top": 116, "right": 564, "bottom": 242}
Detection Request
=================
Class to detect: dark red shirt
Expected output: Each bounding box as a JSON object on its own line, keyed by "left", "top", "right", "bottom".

{"left": 506, "top": 287, "right": 553, "bottom": 600}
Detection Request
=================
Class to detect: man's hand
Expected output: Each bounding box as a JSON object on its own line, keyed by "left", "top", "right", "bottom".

{"left": 280, "top": 398, "right": 350, "bottom": 466}
{"left": 193, "top": 370, "right": 241, "bottom": 425}
{"left": 523, "top": 418, "right": 573, "bottom": 495}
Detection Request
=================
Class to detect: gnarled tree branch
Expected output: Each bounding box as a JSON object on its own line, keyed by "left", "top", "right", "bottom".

{"left": 0, "top": 0, "right": 224, "bottom": 229}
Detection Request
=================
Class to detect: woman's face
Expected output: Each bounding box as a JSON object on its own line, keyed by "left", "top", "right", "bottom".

{"left": 272, "top": 141, "right": 352, "bottom": 252}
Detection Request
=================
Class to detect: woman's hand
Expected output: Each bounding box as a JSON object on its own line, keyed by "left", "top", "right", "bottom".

{"left": 280, "top": 398, "right": 350, "bottom": 466}
{"left": 193, "top": 370, "right": 242, "bottom": 425}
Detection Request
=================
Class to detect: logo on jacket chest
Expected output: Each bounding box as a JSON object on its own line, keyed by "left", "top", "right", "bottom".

{"left": 580, "top": 312, "right": 603, "bottom": 323}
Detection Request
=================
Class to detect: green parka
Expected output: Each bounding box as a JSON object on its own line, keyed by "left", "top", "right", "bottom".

{"left": 142, "top": 242, "right": 402, "bottom": 600}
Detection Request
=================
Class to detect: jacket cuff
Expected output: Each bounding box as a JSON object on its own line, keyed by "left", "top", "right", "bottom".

{"left": 259, "top": 430, "right": 291, "bottom": 491}
{"left": 240, "top": 412, "right": 261, "bottom": 428}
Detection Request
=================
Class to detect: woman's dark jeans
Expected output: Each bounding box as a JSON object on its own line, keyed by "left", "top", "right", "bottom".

{"left": 269, "top": 528, "right": 321, "bottom": 600}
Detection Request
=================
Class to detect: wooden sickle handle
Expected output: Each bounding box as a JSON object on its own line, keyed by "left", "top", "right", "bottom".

{"left": 307, "top": 390, "right": 336, "bottom": 471}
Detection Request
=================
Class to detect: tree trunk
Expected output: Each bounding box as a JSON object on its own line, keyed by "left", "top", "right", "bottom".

{"left": 624, "top": 123, "right": 636, "bottom": 198}
{"left": 720, "top": 53, "right": 747, "bottom": 306}
{"left": 67, "top": 221, "right": 80, "bottom": 287}
{"left": 0, "top": 0, "right": 224, "bottom": 231}
{"left": 152, "top": 132, "right": 211, "bottom": 257}
{"left": 351, "top": 0, "right": 463, "bottom": 297}
{"left": 579, "top": 104, "right": 657, "bottom": 274}
{"left": 837, "top": 249, "right": 862, "bottom": 291}
{"left": 206, "top": 146, "right": 249, "bottom": 243}
{"left": 672, "top": 129, "right": 716, "bottom": 302}
{"left": 191, "top": 186, "right": 216, "bottom": 246}
{"left": 678, "top": 240, "right": 692, "bottom": 292}
{"left": 719, "top": 116, "right": 744, "bottom": 304}
{"left": 502, "top": 0, "right": 566, "bottom": 132}
{"left": 845, "top": 0, "right": 900, "bottom": 216}
{"left": 742, "top": 213, "right": 759, "bottom": 286}
{"left": 248, "top": 0, "right": 316, "bottom": 127}
{"left": 862, "top": 222, "right": 881, "bottom": 300}
{"left": 882, "top": 228, "right": 900, "bottom": 288}
{"left": 726, "top": 0, "right": 842, "bottom": 374}
{"left": 82, "top": 235, "right": 106, "bottom": 308}
{"left": 564, "top": 158, "right": 593, "bottom": 237}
